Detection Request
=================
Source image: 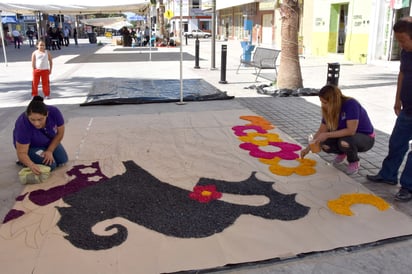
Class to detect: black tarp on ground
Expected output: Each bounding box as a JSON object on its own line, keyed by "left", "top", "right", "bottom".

{"left": 80, "top": 78, "right": 234, "bottom": 106}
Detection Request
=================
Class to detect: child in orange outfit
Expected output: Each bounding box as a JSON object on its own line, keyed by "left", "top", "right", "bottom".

{"left": 31, "top": 40, "right": 53, "bottom": 99}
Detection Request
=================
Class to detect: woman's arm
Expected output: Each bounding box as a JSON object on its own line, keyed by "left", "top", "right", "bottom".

{"left": 42, "top": 125, "right": 64, "bottom": 165}
{"left": 16, "top": 142, "right": 41, "bottom": 175}
{"left": 316, "top": 119, "right": 359, "bottom": 142}
{"left": 301, "top": 123, "right": 327, "bottom": 158}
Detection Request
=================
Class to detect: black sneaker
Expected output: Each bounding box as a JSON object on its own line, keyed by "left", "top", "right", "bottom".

{"left": 395, "top": 188, "right": 412, "bottom": 202}
{"left": 366, "top": 174, "right": 397, "bottom": 185}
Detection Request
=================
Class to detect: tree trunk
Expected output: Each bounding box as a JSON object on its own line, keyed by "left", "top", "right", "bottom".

{"left": 277, "top": 0, "right": 303, "bottom": 89}
{"left": 158, "top": 0, "right": 166, "bottom": 38}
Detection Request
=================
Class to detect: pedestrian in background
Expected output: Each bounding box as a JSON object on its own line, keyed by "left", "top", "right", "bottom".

{"left": 31, "top": 40, "right": 53, "bottom": 99}
{"left": 26, "top": 28, "right": 35, "bottom": 47}
{"left": 13, "top": 96, "right": 68, "bottom": 175}
{"left": 301, "top": 84, "right": 375, "bottom": 175}
{"left": 367, "top": 16, "right": 412, "bottom": 202}
{"left": 12, "top": 29, "right": 21, "bottom": 49}
{"left": 63, "top": 26, "right": 70, "bottom": 46}
{"left": 73, "top": 28, "right": 78, "bottom": 46}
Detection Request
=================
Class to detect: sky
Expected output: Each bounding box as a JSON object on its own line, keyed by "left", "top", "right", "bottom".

{"left": 2, "top": 0, "right": 149, "bottom": 6}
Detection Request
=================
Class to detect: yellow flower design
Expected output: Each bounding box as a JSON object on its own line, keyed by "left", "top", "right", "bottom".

{"left": 238, "top": 132, "right": 282, "bottom": 146}
{"left": 260, "top": 157, "right": 317, "bottom": 176}
{"left": 327, "top": 193, "right": 390, "bottom": 216}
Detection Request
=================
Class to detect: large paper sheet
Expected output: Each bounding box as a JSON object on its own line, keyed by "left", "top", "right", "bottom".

{"left": 2, "top": 109, "right": 412, "bottom": 274}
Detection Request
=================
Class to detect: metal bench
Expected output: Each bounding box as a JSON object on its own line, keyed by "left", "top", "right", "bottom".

{"left": 236, "top": 47, "right": 281, "bottom": 81}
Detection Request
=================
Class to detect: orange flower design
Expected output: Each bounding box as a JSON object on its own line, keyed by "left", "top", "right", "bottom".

{"left": 260, "top": 157, "right": 317, "bottom": 176}
{"left": 240, "top": 115, "right": 275, "bottom": 130}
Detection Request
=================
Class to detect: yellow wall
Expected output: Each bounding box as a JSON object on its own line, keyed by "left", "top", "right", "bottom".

{"left": 308, "top": 0, "right": 372, "bottom": 64}
{"left": 344, "top": 33, "right": 369, "bottom": 63}
{"left": 312, "top": 32, "right": 329, "bottom": 56}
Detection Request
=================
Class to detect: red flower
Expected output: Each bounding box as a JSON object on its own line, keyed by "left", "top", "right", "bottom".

{"left": 189, "top": 185, "right": 222, "bottom": 203}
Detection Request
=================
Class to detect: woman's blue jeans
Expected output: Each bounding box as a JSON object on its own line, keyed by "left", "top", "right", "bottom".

{"left": 28, "top": 144, "right": 68, "bottom": 171}
{"left": 378, "top": 111, "right": 412, "bottom": 189}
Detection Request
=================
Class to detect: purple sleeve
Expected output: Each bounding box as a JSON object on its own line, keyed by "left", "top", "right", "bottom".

{"left": 48, "top": 106, "right": 64, "bottom": 127}
{"left": 13, "top": 113, "right": 32, "bottom": 145}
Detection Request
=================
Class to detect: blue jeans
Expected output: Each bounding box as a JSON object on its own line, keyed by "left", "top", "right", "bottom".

{"left": 378, "top": 111, "right": 412, "bottom": 189}
{"left": 28, "top": 144, "right": 68, "bottom": 171}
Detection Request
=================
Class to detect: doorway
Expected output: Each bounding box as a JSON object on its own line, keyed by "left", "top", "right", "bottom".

{"left": 337, "top": 4, "right": 348, "bottom": 53}
{"left": 328, "top": 3, "right": 348, "bottom": 54}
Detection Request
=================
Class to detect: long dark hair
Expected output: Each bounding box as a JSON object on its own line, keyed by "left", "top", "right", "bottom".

{"left": 26, "top": 96, "right": 47, "bottom": 116}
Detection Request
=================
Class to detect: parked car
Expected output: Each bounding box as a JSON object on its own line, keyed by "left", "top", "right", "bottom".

{"left": 184, "top": 29, "right": 211, "bottom": 38}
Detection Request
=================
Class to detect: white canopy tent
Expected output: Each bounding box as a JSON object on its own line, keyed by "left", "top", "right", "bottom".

{"left": 0, "top": 1, "right": 150, "bottom": 65}
{"left": 103, "top": 21, "right": 133, "bottom": 31}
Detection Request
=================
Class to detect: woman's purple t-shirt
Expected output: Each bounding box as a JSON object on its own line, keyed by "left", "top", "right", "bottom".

{"left": 13, "top": 105, "right": 64, "bottom": 148}
{"left": 323, "top": 98, "right": 374, "bottom": 134}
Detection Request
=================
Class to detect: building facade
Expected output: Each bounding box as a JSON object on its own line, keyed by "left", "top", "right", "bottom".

{"left": 164, "top": 0, "right": 212, "bottom": 36}
{"left": 206, "top": 0, "right": 412, "bottom": 64}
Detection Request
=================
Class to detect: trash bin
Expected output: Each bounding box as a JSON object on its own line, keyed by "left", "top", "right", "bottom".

{"left": 326, "top": 62, "right": 340, "bottom": 86}
{"left": 240, "top": 41, "right": 255, "bottom": 62}
{"left": 88, "top": 32, "right": 97, "bottom": 44}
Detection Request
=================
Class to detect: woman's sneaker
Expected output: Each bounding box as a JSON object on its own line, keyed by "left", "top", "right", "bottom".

{"left": 346, "top": 161, "right": 359, "bottom": 175}
{"left": 332, "top": 154, "right": 346, "bottom": 165}
{"left": 395, "top": 188, "right": 412, "bottom": 202}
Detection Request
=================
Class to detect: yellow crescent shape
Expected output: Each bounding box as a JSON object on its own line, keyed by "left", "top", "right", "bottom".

{"left": 328, "top": 193, "right": 390, "bottom": 216}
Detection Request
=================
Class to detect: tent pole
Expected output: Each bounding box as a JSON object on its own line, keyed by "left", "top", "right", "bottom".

{"left": 0, "top": 10, "right": 9, "bottom": 67}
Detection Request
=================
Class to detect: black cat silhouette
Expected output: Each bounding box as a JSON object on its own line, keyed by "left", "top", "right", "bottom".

{"left": 57, "top": 160, "right": 309, "bottom": 250}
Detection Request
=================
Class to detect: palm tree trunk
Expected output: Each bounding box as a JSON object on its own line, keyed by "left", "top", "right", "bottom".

{"left": 277, "top": 0, "right": 303, "bottom": 89}
{"left": 158, "top": 0, "right": 166, "bottom": 38}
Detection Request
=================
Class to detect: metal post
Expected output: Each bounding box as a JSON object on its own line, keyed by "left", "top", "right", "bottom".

{"left": 177, "top": 0, "right": 185, "bottom": 105}
{"left": 219, "top": 45, "right": 228, "bottom": 84}
{"left": 194, "top": 37, "right": 200, "bottom": 69}
{"left": 326, "top": 62, "right": 340, "bottom": 86}
{"left": 0, "top": 10, "right": 8, "bottom": 66}
{"left": 211, "top": 0, "right": 216, "bottom": 70}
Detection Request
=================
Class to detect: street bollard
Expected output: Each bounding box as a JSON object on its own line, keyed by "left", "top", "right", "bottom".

{"left": 194, "top": 37, "right": 200, "bottom": 69}
{"left": 185, "top": 34, "right": 188, "bottom": 46}
{"left": 219, "top": 44, "right": 228, "bottom": 84}
{"left": 326, "top": 62, "right": 340, "bottom": 86}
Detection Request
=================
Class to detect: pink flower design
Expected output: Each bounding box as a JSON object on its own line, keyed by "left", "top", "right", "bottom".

{"left": 189, "top": 185, "right": 222, "bottom": 203}
{"left": 240, "top": 142, "right": 301, "bottom": 160}
{"left": 232, "top": 125, "right": 267, "bottom": 136}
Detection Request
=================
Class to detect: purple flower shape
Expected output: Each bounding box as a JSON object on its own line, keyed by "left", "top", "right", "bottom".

{"left": 231, "top": 125, "right": 267, "bottom": 136}
{"left": 240, "top": 141, "right": 301, "bottom": 160}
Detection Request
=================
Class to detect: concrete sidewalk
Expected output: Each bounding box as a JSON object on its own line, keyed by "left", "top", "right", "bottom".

{"left": 0, "top": 37, "right": 411, "bottom": 273}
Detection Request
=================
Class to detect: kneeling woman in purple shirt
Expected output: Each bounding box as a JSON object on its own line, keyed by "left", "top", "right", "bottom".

{"left": 301, "top": 85, "right": 375, "bottom": 175}
{"left": 13, "top": 96, "right": 68, "bottom": 175}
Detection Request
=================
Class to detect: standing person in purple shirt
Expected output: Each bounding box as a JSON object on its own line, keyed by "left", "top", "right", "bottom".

{"left": 13, "top": 96, "right": 68, "bottom": 176}
{"left": 300, "top": 84, "right": 375, "bottom": 175}
{"left": 367, "top": 17, "right": 412, "bottom": 202}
